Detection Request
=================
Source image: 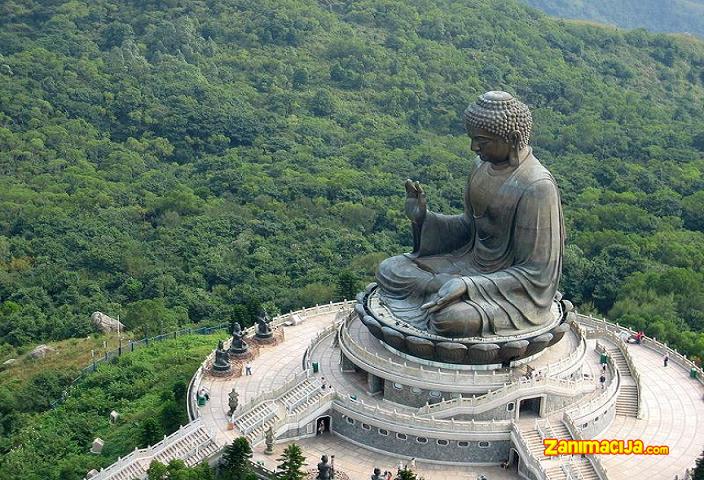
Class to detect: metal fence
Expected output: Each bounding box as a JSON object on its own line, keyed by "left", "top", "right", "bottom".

{"left": 51, "top": 323, "right": 229, "bottom": 409}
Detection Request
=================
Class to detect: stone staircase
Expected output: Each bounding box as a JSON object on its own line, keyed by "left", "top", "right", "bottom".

{"left": 279, "top": 378, "right": 323, "bottom": 414}
{"left": 607, "top": 347, "right": 629, "bottom": 374}
{"left": 544, "top": 462, "right": 568, "bottom": 480}
{"left": 516, "top": 420, "right": 603, "bottom": 480}
{"left": 85, "top": 420, "right": 217, "bottom": 480}
{"left": 234, "top": 378, "right": 326, "bottom": 444}
{"left": 152, "top": 424, "right": 219, "bottom": 467}
{"left": 571, "top": 458, "right": 600, "bottom": 479}
{"left": 616, "top": 384, "right": 639, "bottom": 417}
{"left": 606, "top": 346, "right": 639, "bottom": 418}
{"left": 521, "top": 425, "right": 550, "bottom": 461}
{"left": 234, "top": 401, "right": 279, "bottom": 440}
{"left": 547, "top": 421, "right": 570, "bottom": 440}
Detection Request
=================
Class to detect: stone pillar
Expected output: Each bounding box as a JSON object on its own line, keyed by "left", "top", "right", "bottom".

{"left": 340, "top": 352, "right": 356, "bottom": 373}
{"left": 367, "top": 372, "right": 383, "bottom": 395}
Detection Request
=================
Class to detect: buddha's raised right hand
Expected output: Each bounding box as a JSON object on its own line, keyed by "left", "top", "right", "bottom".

{"left": 404, "top": 179, "right": 427, "bottom": 225}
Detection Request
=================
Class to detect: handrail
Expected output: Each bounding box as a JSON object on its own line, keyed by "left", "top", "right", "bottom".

{"left": 566, "top": 356, "right": 620, "bottom": 423}
{"left": 510, "top": 422, "right": 550, "bottom": 479}
{"left": 562, "top": 412, "right": 609, "bottom": 480}
{"left": 341, "top": 313, "right": 587, "bottom": 390}
{"left": 334, "top": 393, "right": 512, "bottom": 434}
{"left": 340, "top": 316, "right": 513, "bottom": 386}
{"left": 418, "top": 374, "right": 593, "bottom": 417}
{"left": 578, "top": 311, "right": 704, "bottom": 382}
{"left": 85, "top": 420, "right": 215, "bottom": 480}
{"left": 585, "top": 323, "right": 642, "bottom": 418}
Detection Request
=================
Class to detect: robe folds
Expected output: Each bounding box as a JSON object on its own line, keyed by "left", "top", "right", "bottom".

{"left": 376, "top": 150, "right": 564, "bottom": 337}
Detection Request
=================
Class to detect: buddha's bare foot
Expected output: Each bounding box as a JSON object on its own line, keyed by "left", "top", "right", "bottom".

{"left": 429, "top": 302, "right": 482, "bottom": 337}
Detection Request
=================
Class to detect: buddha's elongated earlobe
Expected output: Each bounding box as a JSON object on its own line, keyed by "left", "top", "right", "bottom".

{"left": 508, "top": 131, "right": 521, "bottom": 167}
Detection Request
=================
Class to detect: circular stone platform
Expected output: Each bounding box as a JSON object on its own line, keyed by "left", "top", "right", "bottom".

{"left": 190, "top": 302, "right": 704, "bottom": 480}
{"left": 358, "top": 284, "right": 573, "bottom": 366}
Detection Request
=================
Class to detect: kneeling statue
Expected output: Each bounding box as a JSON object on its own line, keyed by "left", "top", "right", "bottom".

{"left": 377, "top": 91, "right": 564, "bottom": 338}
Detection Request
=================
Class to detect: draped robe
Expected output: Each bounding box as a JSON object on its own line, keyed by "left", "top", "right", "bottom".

{"left": 376, "top": 149, "right": 564, "bottom": 337}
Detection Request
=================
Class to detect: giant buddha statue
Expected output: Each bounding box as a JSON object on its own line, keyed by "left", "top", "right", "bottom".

{"left": 357, "top": 91, "right": 570, "bottom": 365}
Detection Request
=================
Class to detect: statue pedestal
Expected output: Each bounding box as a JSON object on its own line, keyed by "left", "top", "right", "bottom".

{"left": 358, "top": 283, "right": 571, "bottom": 366}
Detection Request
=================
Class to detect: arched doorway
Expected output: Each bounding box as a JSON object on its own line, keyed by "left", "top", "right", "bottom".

{"left": 316, "top": 415, "right": 331, "bottom": 435}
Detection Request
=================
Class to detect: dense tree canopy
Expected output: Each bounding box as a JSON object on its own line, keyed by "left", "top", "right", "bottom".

{"left": 0, "top": 0, "right": 703, "bottom": 436}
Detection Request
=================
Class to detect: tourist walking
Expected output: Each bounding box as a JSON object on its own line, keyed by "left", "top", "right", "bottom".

{"left": 599, "top": 373, "right": 606, "bottom": 389}
{"left": 245, "top": 362, "right": 252, "bottom": 375}
{"left": 664, "top": 354, "right": 669, "bottom": 367}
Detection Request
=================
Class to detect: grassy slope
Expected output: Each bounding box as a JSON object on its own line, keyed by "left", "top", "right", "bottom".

{"left": 0, "top": 333, "right": 227, "bottom": 480}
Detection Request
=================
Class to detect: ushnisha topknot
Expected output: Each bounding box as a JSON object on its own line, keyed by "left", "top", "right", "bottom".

{"left": 463, "top": 91, "right": 533, "bottom": 150}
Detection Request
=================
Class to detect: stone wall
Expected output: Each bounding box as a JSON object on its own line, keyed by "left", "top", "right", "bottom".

{"left": 574, "top": 405, "right": 615, "bottom": 438}
{"left": 383, "top": 380, "right": 582, "bottom": 419}
{"left": 382, "top": 380, "right": 459, "bottom": 408}
{"left": 329, "top": 410, "right": 510, "bottom": 464}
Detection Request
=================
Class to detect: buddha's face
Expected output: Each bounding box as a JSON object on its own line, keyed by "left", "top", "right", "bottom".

{"left": 468, "top": 126, "right": 513, "bottom": 165}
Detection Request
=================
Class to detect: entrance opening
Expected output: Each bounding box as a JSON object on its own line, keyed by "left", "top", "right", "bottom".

{"left": 316, "top": 416, "right": 331, "bottom": 435}
{"left": 507, "top": 448, "right": 520, "bottom": 472}
{"left": 518, "top": 397, "right": 542, "bottom": 419}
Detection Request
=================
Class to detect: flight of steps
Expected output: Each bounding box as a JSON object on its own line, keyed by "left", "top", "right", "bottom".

{"left": 571, "top": 458, "right": 600, "bottom": 479}
{"left": 279, "top": 379, "right": 324, "bottom": 415}
{"left": 607, "top": 347, "right": 630, "bottom": 375}
{"left": 85, "top": 421, "right": 218, "bottom": 480}
{"left": 543, "top": 462, "right": 568, "bottom": 480}
{"left": 606, "top": 346, "right": 639, "bottom": 418}
{"left": 234, "top": 401, "right": 278, "bottom": 441}
{"left": 106, "top": 462, "right": 146, "bottom": 480}
{"left": 616, "top": 384, "right": 639, "bottom": 417}
{"left": 548, "top": 422, "right": 571, "bottom": 440}
{"left": 521, "top": 426, "right": 550, "bottom": 461}
{"left": 152, "top": 424, "right": 218, "bottom": 467}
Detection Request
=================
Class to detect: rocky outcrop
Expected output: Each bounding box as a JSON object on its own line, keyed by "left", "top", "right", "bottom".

{"left": 90, "top": 311, "right": 126, "bottom": 333}
{"left": 30, "top": 345, "right": 56, "bottom": 359}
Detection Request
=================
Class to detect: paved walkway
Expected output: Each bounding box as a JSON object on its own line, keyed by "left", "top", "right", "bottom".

{"left": 254, "top": 434, "right": 518, "bottom": 480}
{"left": 198, "top": 312, "right": 337, "bottom": 446}
{"left": 197, "top": 309, "right": 704, "bottom": 480}
{"left": 595, "top": 342, "right": 704, "bottom": 480}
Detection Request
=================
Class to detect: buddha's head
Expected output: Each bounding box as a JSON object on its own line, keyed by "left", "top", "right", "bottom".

{"left": 463, "top": 91, "right": 532, "bottom": 166}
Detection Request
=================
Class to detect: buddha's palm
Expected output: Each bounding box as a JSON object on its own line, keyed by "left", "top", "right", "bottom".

{"left": 404, "top": 179, "right": 427, "bottom": 224}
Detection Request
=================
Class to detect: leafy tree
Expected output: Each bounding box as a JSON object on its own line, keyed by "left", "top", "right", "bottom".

{"left": 396, "top": 467, "right": 421, "bottom": 480}
{"left": 148, "top": 460, "right": 169, "bottom": 480}
{"left": 141, "top": 417, "right": 164, "bottom": 447}
{"left": 172, "top": 381, "right": 188, "bottom": 404}
{"left": 335, "top": 270, "right": 360, "bottom": 301}
{"left": 276, "top": 443, "right": 306, "bottom": 480}
{"left": 220, "top": 437, "right": 253, "bottom": 480}
{"left": 694, "top": 448, "right": 704, "bottom": 480}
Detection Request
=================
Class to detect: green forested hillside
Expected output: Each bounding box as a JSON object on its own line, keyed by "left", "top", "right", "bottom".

{"left": 1, "top": 0, "right": 704, "bottom": 360}
{"left": 522, "top": 0, "right": 704, "bottom": 38}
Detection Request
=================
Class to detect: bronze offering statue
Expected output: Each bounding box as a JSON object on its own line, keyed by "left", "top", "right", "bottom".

{"left": 360, "top": 91, "right": 572, "bottom": 365}
{"left": 255, "top": 308, "right": 273, "bottom": 340}
{"left": 212, "top": 340, "right": 232, "bottom": 373}
{"left": 229, "top": 321, "right": 249, "bottom": 355}
{"left": 317, "top": 455, "right": 332, "bottom": 480}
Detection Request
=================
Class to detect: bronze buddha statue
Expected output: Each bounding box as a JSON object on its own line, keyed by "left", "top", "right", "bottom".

{"left": 375, "top": 91, "right": 564, "bottom": 339}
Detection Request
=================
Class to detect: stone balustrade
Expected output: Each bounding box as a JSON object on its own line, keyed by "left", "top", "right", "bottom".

{"left": 581, "top": 317, "right": 643, "bottom": 418}
{"left": 340, "top": 312, "right": 587, "bottom": 392}
{"left": 334, "top": 393, "right": 513, "bottom": 437}
{"left": 418, "top": 374, "right": 593, "bottom": 417}
{"left": 85, "top": 420, "right": 216, "bottom": 480}
{"left": 510, "top": 423, "right": 550, "bottom": 479}
{"left": 562, "top": 412, "right": 609, "bottom": 480}
{"left": 565, "top": 356, "right": 619, "bottom": 424}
